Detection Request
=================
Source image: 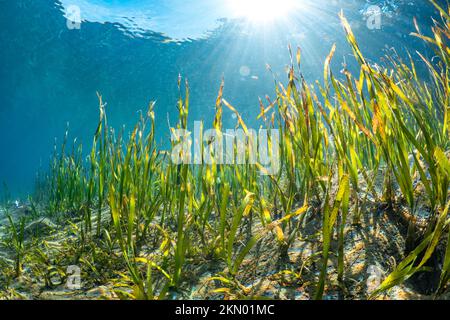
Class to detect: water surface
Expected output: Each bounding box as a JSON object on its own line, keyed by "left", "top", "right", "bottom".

{"left": 0, "top": 0, "right": 443, "bottom": 197}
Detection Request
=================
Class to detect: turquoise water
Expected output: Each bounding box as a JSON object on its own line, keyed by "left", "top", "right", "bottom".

{"left": 0, "top": 0, "right": 442, "bottom": 197}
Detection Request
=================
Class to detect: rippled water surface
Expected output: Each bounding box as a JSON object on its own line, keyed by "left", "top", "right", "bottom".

{"left": 0, "top": 0, "right": 444, "bottom": 196}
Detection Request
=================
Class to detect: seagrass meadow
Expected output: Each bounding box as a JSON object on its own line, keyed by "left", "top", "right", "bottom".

{"left": 0, "top": 1, "right": 449, "bottom": 300}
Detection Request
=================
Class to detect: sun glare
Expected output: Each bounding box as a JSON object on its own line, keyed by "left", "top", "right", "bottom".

{"left": 228, "top": 0, "right": 296, "bottom": 23}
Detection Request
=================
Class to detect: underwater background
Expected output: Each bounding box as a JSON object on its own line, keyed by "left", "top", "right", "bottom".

{"left": 0, "top": 0, "right": 443, "bottom": 198}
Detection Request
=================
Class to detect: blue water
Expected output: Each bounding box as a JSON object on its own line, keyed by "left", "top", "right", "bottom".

{"left": 0, "top": 0, "right": 443, "bottom": 198}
